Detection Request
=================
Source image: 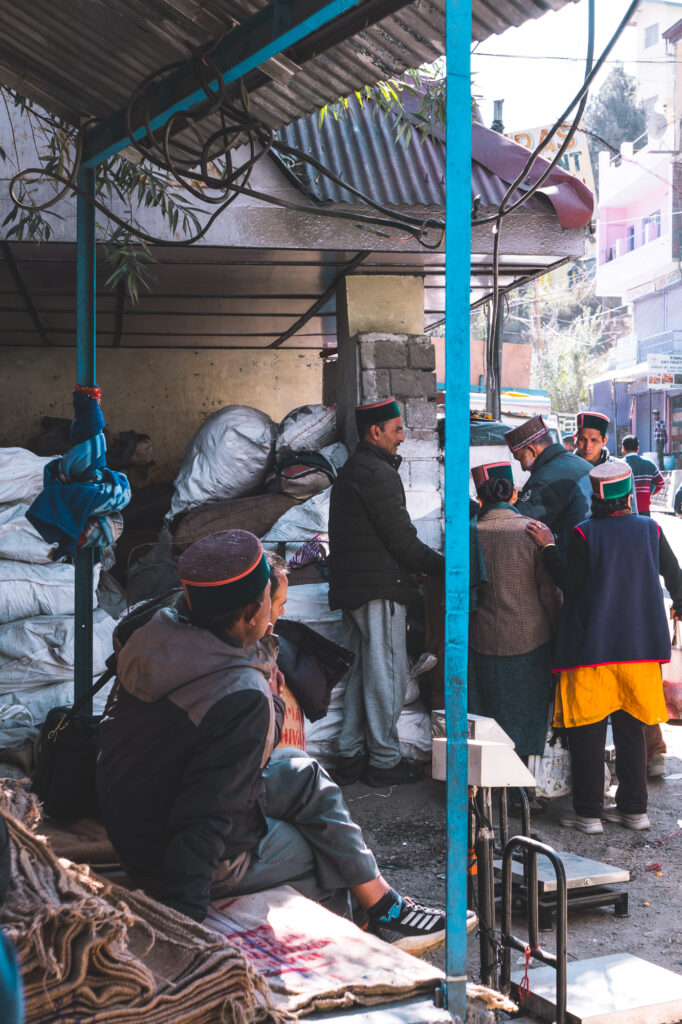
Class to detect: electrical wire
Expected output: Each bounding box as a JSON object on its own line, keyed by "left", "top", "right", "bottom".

{"left": 480, "top": 0, "right": 642, "bottom": 415}
{"left": 8, "top": 51, "right": 445, "bottom": 253}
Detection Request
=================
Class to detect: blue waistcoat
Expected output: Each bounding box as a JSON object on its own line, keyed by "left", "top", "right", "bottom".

{"left": 553, "top": 515, "right": 671, "bottom": 672}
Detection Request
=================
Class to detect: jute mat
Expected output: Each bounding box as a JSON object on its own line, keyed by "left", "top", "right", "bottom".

{"left": 0, "top": 780, "right": 281, "bottom": 1023}
{"left": 206, "top": 887, "right": 444, "bottom": 1017}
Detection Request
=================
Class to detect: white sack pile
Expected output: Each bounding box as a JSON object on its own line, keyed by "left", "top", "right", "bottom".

{"left": 0, "top": 451, "right": 117, "bottom": 741}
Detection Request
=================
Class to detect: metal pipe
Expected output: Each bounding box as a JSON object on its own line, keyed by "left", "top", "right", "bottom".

{"left": 475, "top": 788, "right": 497, "bottom": 988}
{"left": 74, "top": 166, "right": 96, "bottom": 709}
{"left": 443, "top": 0, "right": 471, "bottom": 1015}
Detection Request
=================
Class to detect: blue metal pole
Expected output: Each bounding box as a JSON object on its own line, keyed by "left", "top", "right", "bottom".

{"left": 74, "top": 166, "right": 96, "bottom": 709}
{"left": 82, "top": 0, "right": 366, "bottom": 167}
{"left": 444, "top": 0, "right": 471, "bottom": 1017}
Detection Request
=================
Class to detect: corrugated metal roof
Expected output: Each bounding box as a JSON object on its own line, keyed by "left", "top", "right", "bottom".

{"left": 0, "top": 0, "right": 581, "bottom": 130}
{"left": 275, "top": 93, "right": 594, "bottom": 231}
{"left": 276, "top": 98, "right": 445, "bottom": 206}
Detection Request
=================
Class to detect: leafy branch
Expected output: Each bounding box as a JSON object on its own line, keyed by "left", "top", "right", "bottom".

{"left": 0, "top": 85, "right": 204, "bottom": 302}
{"left": 317, "top": 62, "right": 447, "bottom": 149}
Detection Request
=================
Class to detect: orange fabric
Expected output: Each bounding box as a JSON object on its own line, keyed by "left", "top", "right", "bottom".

{"left": 553, "top": 661, "right": 668, "bottom": 729}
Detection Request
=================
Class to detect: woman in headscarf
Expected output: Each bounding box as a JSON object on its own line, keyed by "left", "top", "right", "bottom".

{"left": 469, "top": 462, "right": 561, "bottom": 758}
{"left": 527, "top": 462, "right": 682, "bottom": 834}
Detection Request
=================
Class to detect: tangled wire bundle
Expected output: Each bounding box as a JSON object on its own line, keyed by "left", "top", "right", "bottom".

{"left": 9, "top": 51, "right": 445, "bottom": 251}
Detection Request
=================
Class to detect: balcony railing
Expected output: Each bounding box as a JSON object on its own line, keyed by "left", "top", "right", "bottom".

{"left": 638, "top": 330, "right": 682, "bottom": 361}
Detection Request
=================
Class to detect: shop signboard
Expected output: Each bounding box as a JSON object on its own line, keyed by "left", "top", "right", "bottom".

{"left": 647, "top": 354, "right": 682, "bottom": 390}
{"left": 507, "top": 124, "right": 595, "bottom": 193}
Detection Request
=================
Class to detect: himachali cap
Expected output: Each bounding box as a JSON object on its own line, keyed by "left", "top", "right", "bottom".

{"left": 589, "top": 462, "right": 633, "bottom": 500}
{"left": 504, "top": 415, "right": 549, "bottom": 453}
{"left": 471, "top": 462, "right": 514, "bottom": 495}
{"left": 355, "top": 398, "right": 401, "bottom": 433}
{"left": 576, "top": 411, "right": 610, "bottom": 437}
{"left": 178, "top": 529, "right": 270, "bottom": 619}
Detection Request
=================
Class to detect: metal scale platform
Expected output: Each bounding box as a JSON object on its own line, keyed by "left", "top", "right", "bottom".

{"left": 510, "top": 953, "right": 682, "bottom": 1024}
{"left": 495, "top": 850, "right": 630, "bottom": 930}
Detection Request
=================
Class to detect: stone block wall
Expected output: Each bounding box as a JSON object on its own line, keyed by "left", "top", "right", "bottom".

{"left": 354, "top": 332, "right": 442, "bottom": 550}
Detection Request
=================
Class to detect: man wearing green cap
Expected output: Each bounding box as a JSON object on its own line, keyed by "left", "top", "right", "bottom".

{"left": 328, "top": 399, "right": 445, "bottom": 787}
{"left": 97, "top": 529, "right": 446, "bottom": 952}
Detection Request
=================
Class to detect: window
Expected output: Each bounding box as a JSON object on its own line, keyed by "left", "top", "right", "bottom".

{"left": 627, "top": 225, "right": 635, "bottom": 251}
{"left": 645, "top": 96, "right": 658, "bottom": 118}
{"left": 645, "top": 23, "right": 659, "bottom": 48}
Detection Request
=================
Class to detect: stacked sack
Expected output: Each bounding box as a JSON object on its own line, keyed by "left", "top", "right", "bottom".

{"left": 0, "top": 448, "right": 117, "bottom": 737}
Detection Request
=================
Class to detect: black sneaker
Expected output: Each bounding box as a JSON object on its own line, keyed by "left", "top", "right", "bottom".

{"left": 369, "top": 895, "right": 446, "bottom": 956}
{"left": 364, "top": 759, "right": 423, "bottom": 788}
{"left": 328, "top": 753, "right": 367, "bottom": 786}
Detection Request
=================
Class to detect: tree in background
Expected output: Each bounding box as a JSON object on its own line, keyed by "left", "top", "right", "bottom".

{"left": 498, "top": 259, "right": 630, "bottom": 414}
{"left": 582, "top": 64, "right": 647, "bottom": 190}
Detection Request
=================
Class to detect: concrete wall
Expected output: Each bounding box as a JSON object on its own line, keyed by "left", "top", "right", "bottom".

{"left": 0, "top": 347, "right": 323, "bottom": 463}
{"left": 432, "top": 337, "right": 532, "bottom": 390}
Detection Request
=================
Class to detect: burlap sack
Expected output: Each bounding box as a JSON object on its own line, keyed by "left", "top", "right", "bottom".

{"left": 206, "top": 886, "right": 443, "bottom": 1016}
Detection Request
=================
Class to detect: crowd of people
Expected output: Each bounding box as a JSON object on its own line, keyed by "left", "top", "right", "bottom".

{"left": 96, "top": 397, "right": 449, "bottom": 955}
{"left": 471, "top": 412, "right": 681, "bottom": 832}
{"left": 90, "top": 396, "right": 679, "bottom": 963}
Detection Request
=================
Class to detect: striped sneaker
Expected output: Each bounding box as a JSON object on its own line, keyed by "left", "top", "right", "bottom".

{"left": 368, "top": 892, "right": 445, "bottom": 956}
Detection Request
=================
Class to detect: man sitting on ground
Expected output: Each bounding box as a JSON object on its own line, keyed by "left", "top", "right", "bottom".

{"left": 96, "top": 530, "right": 445, "bottom": 954}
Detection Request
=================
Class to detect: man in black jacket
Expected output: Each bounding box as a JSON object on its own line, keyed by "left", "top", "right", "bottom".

{"left": 328, "top": 399, "right": 445, "bottom": 787}
{"left": 506, "top": 414, "right": 591, "bottom": 551}
{"left": 97, "top": 529, "right": 446, "bottom": 954}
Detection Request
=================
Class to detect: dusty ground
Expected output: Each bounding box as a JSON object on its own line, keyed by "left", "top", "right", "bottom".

{"left": 344, "top": 721, "right": 682, "bottom": 983}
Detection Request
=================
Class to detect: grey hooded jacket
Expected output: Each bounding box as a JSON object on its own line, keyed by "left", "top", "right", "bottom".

{"left": 96, "top": 607, "right": 283, "bottom": 922}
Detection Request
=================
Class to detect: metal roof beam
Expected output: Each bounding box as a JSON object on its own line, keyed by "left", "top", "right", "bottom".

{"left": 81, "top": 0, "right": 367, "bottom": 168}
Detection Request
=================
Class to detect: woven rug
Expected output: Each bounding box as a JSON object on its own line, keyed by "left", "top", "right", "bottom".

{"left": 0, "top": 780, "right": 280, "bottom": 1024}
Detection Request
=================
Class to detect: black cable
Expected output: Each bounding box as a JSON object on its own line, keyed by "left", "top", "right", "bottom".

{"left": 8, "top": 48, "right": 445, "bottom": 254}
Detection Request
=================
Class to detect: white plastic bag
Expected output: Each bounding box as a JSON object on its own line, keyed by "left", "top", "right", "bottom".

{"left": 0, "top": 448, "right": 54, "bottom": 506}
{"left": 528, "top": 730, "right": 572, "bottom": 799}
{"left": 0, "top": 503, "right": 57, "bottom": 564}
{"left": 276, "top": 404, "right": 337, "bottom": 453}
{"left": 170, "top": 406, "right": 275, "bottom": 518}
{"left": 0, "top": 560, "right": 100, "bottom": 624}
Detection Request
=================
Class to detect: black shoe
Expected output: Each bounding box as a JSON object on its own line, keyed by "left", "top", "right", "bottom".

{"left": 369, "top": 894, "right": 445, "bottom": 956}
{"left": 328, "top": 753, "right": 367, "bottom": 786}
{"left": 364, "top": 759, "right": 423, "bottom": 787}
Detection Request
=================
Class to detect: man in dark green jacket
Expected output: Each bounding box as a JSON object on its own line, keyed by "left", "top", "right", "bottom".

{"left": 506, "top": 415, "right": 592, "bottom": 551}
{"left": 328, "top": 398, "right": 445, "bottom": 788}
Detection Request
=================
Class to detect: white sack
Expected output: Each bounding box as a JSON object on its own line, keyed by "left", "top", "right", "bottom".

{"left": 0, "top": 503, "right": 57, "bottom": 564}
{"left": 0, "top": 608, "right": 115, "bottom": 689}
{"left": 276, "top": 404, "right": 337, "bottom": 453}
{"left": 0, "top": 448, "right": 53, "bottom": 505}
{"left": 280, "top": 582, "right": 344, "bottom": 646}
{"left": 170, "top": 406, "right": 275, "bottom": 518}
{"left": 0, "top": 560, "right": 100, "bottom": 625}
{"left": 262, "top": 490, "right": 330, "bottom": 546}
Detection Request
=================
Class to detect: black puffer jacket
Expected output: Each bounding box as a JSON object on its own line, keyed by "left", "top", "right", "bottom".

{"left": 328, "top": 441, "right": 444, "bottom": 610}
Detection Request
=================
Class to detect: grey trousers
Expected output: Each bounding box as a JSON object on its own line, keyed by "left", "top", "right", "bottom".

{"left": 337, "top": 599, "right": 408, "bottom": 769}
{"left": 212, "top": 751, "right": 379, "bottom": 917}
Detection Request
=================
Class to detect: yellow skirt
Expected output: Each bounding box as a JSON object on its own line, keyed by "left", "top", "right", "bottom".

{"left": 553, "top": 662, "right": 669, "bottom": 729}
